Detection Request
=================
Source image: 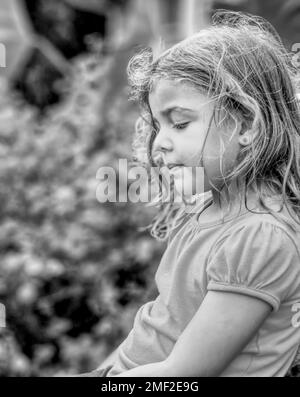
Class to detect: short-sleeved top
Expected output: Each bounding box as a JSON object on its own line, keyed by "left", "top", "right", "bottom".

{"left": 106, "top": 194, "right": 300, "bottom": 377}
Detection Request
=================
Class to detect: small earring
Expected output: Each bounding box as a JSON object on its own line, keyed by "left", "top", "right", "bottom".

{"left": 240, "top": 136, "right": 251, "bottom": 146}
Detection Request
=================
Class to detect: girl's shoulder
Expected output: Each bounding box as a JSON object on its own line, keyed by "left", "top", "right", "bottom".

{"left": 216, "top": 212, "right": 298, "bottom": 252}
{"left": 206, "top": 204, "right": 300, "bottom": 310}
{"left": 208, "top": 197, "right": 300, "bottom": 273}
{"left": 222, "top": 194, "right": 300, "bottom": 241}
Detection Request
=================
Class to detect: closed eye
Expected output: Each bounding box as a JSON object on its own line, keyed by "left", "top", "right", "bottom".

{"left": 172, "top": 122, "right": 190, "bottom": 130}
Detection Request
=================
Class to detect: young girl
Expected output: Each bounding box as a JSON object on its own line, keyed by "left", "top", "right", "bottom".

{"left": 99, "top": 10, "right": 300, "bottom": 377}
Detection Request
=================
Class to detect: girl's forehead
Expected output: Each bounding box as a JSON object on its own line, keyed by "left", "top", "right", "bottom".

{"left": 150, "top": 79, "right": 199, "bottom": 97}
{"left": 148, "top": 79, "right": 213, "bottom": 114}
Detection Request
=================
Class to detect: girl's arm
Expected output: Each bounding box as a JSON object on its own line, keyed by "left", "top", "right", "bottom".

{"left": 114, "top": 291, "right": 271, "bottom": 377}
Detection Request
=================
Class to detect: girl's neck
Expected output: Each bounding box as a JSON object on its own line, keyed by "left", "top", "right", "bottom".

{"left": 197, "top": 180, "right": 283, "bottom": 225}
{"left": 208, "top": 180, "right": 259, "bottom": 221}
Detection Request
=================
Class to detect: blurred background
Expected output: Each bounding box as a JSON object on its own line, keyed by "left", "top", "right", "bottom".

{"left": 0, "top": 0, "right": 299, "bottom": 377}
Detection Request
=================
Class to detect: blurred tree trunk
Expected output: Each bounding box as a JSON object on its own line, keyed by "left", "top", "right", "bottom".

{"left": 128, "top": 0, "right": 212, "bottom": 50}
{"left": 0, "top": 0, "right": 33, "bottom": 79}
{"left": 179, "top": 0, "right": 212, "bottom": 38}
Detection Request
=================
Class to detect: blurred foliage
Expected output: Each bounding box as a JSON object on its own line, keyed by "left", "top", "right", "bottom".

{"left": 12, "top": 0, "right": 132, "bottom": 109}
{"left": 0, "top": 39, "right": 165, "bottom": 376}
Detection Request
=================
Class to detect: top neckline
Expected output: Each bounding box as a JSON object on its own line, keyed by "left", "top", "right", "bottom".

{"left": 191, "top": 193, "right": 284, "bottom": 230}
{"left": 191, "top": 202, "right": 252, "bottom": 229}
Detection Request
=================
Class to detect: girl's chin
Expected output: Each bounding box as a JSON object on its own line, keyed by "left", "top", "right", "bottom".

{"left": 168, "top": 166, "right": 207, "bottom": 198}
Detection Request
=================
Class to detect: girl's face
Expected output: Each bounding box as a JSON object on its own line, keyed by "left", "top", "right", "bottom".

{"left": 149, "top": 79, "right": 241, "bottom": 193}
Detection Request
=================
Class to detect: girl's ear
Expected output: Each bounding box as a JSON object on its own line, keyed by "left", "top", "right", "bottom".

{"left": 238, "top": 129, "right": 257, "bottom": 146}
{"left": 239, "top": 134, "right": 252, "bottom": 146}
{"left": 238, "top": 120, "right": 257, "bottom": 146}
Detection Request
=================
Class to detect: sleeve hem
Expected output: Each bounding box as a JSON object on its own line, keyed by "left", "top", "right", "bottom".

{"left": 207, "top": 281, "right": 280, "bottom": 312}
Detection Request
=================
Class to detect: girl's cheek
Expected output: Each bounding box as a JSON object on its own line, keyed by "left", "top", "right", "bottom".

{"left": 202, "top": 158, "right": 220, "bottom": 185}
{"left": 203, "top": 173, "right": 212, "bottom": 192}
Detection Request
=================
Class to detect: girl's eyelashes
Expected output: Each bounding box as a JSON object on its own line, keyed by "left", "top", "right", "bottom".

{"left": 172, "top": 122, "right": 190, "bottom": 130}
{"left": 151, "top": 116, "right": 190, "bottom": 132}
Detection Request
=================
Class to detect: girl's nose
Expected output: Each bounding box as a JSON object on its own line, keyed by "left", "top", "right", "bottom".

{"left": 153, "top": 129, "right": 173, "bottom": 154}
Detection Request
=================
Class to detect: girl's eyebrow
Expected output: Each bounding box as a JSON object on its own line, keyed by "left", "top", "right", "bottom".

{"left": 160, "top": 106, "right": 195, "bottom": 117}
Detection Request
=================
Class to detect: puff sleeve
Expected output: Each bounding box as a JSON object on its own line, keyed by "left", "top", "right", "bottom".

{"left": 206, "top": 220, "right": 300, "bottom": 312}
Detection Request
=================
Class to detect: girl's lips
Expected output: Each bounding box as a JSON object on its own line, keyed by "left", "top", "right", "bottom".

{"left": 166, "top": 163, "right": 185, "bottom": 169}
{"left": 167, "top": 165, "right": 187, "bottom": 180}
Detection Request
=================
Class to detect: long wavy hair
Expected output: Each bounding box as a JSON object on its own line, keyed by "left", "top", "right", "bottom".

{"left": 128, "top": 10, "right": 300, "bottom": 241}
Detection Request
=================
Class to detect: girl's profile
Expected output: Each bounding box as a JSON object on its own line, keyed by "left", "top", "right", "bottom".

{"left": 92, "top": 10, "right": 300, "bottom": 377}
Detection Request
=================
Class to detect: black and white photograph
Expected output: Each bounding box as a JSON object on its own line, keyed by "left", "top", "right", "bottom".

{"left": 0, "top": 0, "right": 300, "bottom": 381}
